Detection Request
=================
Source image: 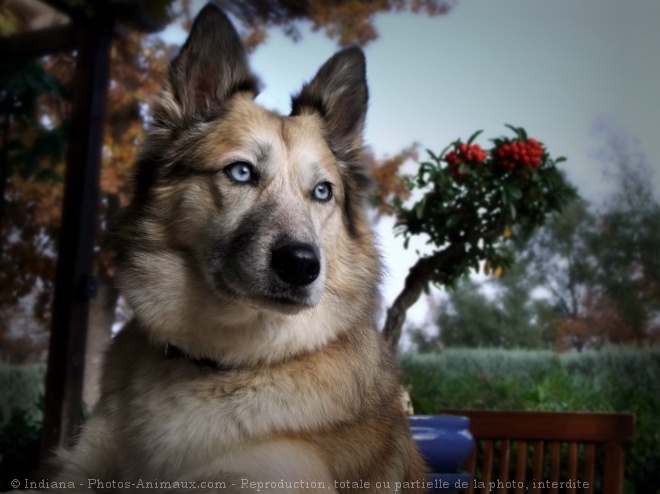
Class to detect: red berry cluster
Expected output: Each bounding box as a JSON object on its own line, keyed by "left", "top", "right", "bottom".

{"left": 495, "top": 138, "right": 544, "bottom": 170}
{"left": 445, "top": 143, "right": 488, "bottom": 166}
{"left": 444, "top": 143, "right": 488, "bottom": 178}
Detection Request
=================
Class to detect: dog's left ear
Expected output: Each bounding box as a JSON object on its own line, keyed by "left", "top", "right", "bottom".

{"left": 158, "top": 3, "right": 257, "bottom": 123}
{"left": 291, "top": 47, "right": 368, "bottom": 166}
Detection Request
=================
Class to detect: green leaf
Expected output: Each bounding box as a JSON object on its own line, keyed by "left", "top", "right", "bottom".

{"left": 458, "top": 163, "right": 470, "bottom": 176}
{"left": 503, "top": 183, "right": 523, "bottom": 201}
{"left": 544, "top": 168, "right": 562, "bottom": 187}
{"left": 419, "top": 161, "right": 435, "bottom": 176}
{"left": 437, "top": 143, "right": 453, "bottom": 161}
{"left": 415, "top": 198, "right": 426, "bottom": 219}
{"left": 425, "top": 149, "right": 439, "bottom": 162}
{"left": 467, "top": 130, "right": 484, "bottom": 144}
{"left": 445, "top": 214, "right": 461, "bottom": 229}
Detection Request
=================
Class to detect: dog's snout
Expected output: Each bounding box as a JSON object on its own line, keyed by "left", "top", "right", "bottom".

{"left": 271, "top": 244, "right": 320, "bottom": 286}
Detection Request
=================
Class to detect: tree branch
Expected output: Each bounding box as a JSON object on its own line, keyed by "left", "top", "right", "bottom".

{"left": 382, "top": 225, "right": 504, "bottom": 350}
{"left": 382, "top": 243, "right": 463, "bottom": 349}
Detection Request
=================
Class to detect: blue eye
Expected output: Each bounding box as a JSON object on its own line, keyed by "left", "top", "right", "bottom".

{"left": 313, "top": 182, "right": 332, "bottom": 202}
{"left": 225, "top": 162, "right": 255, "bottom": 183}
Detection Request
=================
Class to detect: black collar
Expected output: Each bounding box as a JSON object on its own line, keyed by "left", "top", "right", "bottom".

{"left": 165, "top": 343, "right": 234, "bottom": 372}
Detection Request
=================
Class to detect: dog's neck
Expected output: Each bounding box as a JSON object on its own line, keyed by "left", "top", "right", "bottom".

{"left": 164, "top": 343, "right": 236, "bottom": 372}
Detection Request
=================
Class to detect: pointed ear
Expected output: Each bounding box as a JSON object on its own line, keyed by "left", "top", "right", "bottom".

{"left": 291, "top": 47, "right": 368, "bottom": 162}
{"left": 161, "top": 3, "right": 258, "bottom": 121}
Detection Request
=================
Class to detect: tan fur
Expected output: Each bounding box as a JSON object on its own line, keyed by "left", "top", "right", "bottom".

{"left": 49, "top": 4, "right": 428, "bottom": 493}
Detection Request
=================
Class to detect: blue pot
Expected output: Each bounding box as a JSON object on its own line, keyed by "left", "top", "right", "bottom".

{"left": 409, "top": 415, "right": 474, "bottom": 474}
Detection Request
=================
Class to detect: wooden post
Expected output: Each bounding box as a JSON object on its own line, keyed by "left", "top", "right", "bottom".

{"left": 40, "top": 18, "right": 113, "bottom": 458}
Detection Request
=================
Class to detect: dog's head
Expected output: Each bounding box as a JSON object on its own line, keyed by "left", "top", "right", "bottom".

{"left": 115, "top": 4, "right": 380, "bottom": 362}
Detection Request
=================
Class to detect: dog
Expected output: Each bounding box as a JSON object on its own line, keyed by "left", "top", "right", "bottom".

{"left": 50, "top": 4, "right": 428, "bottom": 492}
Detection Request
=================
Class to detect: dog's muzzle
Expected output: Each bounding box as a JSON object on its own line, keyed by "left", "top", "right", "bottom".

{"left": 270, "top": 243, "right": 320, "bottom": 286}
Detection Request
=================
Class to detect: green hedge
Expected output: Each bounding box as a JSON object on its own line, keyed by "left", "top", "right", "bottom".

{"left": 400, "top": 347, "right": 660, "bottom": 493}
{"left": 0, "top": 362, "right": 44, "bottom": 427}
{"left": 0, "top": 363, "right": 44, "bottom": 489}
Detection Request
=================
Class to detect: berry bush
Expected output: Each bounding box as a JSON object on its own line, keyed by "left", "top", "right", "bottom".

{"left": 393, "top": 125, "right": 576, "bottom": 282}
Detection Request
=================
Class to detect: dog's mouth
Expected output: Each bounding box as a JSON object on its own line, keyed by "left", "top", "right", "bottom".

{"left": 255, "top": 292, "right": 316, "bottom": 314}
{"left": 209, "top": 277, "right": 318, "bottom": 315}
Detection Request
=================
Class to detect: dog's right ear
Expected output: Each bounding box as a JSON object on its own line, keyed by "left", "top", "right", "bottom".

{"left": 155, "top": 3, "right": 257, "bottom": 124}
{"left": 291, "top": 47, "right": 368, "bottom": 164}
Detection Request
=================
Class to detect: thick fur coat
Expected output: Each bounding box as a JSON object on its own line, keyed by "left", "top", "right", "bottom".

{"left": 50, "top": 4, "right": 428, "bottom": 493}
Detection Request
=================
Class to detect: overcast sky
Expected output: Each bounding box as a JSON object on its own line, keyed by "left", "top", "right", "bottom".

{"left": 162, "top": 0, "right": 660, "bottom": 330}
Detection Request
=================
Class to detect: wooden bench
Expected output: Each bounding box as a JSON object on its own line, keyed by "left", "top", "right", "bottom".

{"left": 440, "top": 410, "right": 635, "bottom": 494}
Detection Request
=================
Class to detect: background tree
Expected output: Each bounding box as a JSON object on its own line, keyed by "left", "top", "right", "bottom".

{"left": 520, "top": 199, "right": 595, "bottom": 320}
{"left": 509, "top": 198, "right": 606, "bottom": 350}
{"left": 0, "top": 56, "right": 69, "bottom": 363}
{"left": 410, "top": 257, "right": 555, "bottom": 350}
{"left": 590, "top": 123, "right": 660, "bottom": 344}
{"left": 214, "top": 0, "right": 456, "bottom": 49}
{"left": 544, "top": 126, "right": 660, "bottom": 349}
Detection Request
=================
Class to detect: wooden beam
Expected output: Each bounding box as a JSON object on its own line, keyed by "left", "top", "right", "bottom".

{"left": 40, "top": 0, "right": 169, "bottom": 33}
{"left": 40, "top": 17, "right": 113, "bottom": 458}
{"left": 441, "top": 409, "right": 635, "bottom": 443}
{"left": 0, "top": 24, "right": 77, "bottom": 59}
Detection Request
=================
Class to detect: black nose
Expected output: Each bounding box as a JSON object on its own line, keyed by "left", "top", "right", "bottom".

{"left": 270, "top": 244, "right": 320, "bottom": 286}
